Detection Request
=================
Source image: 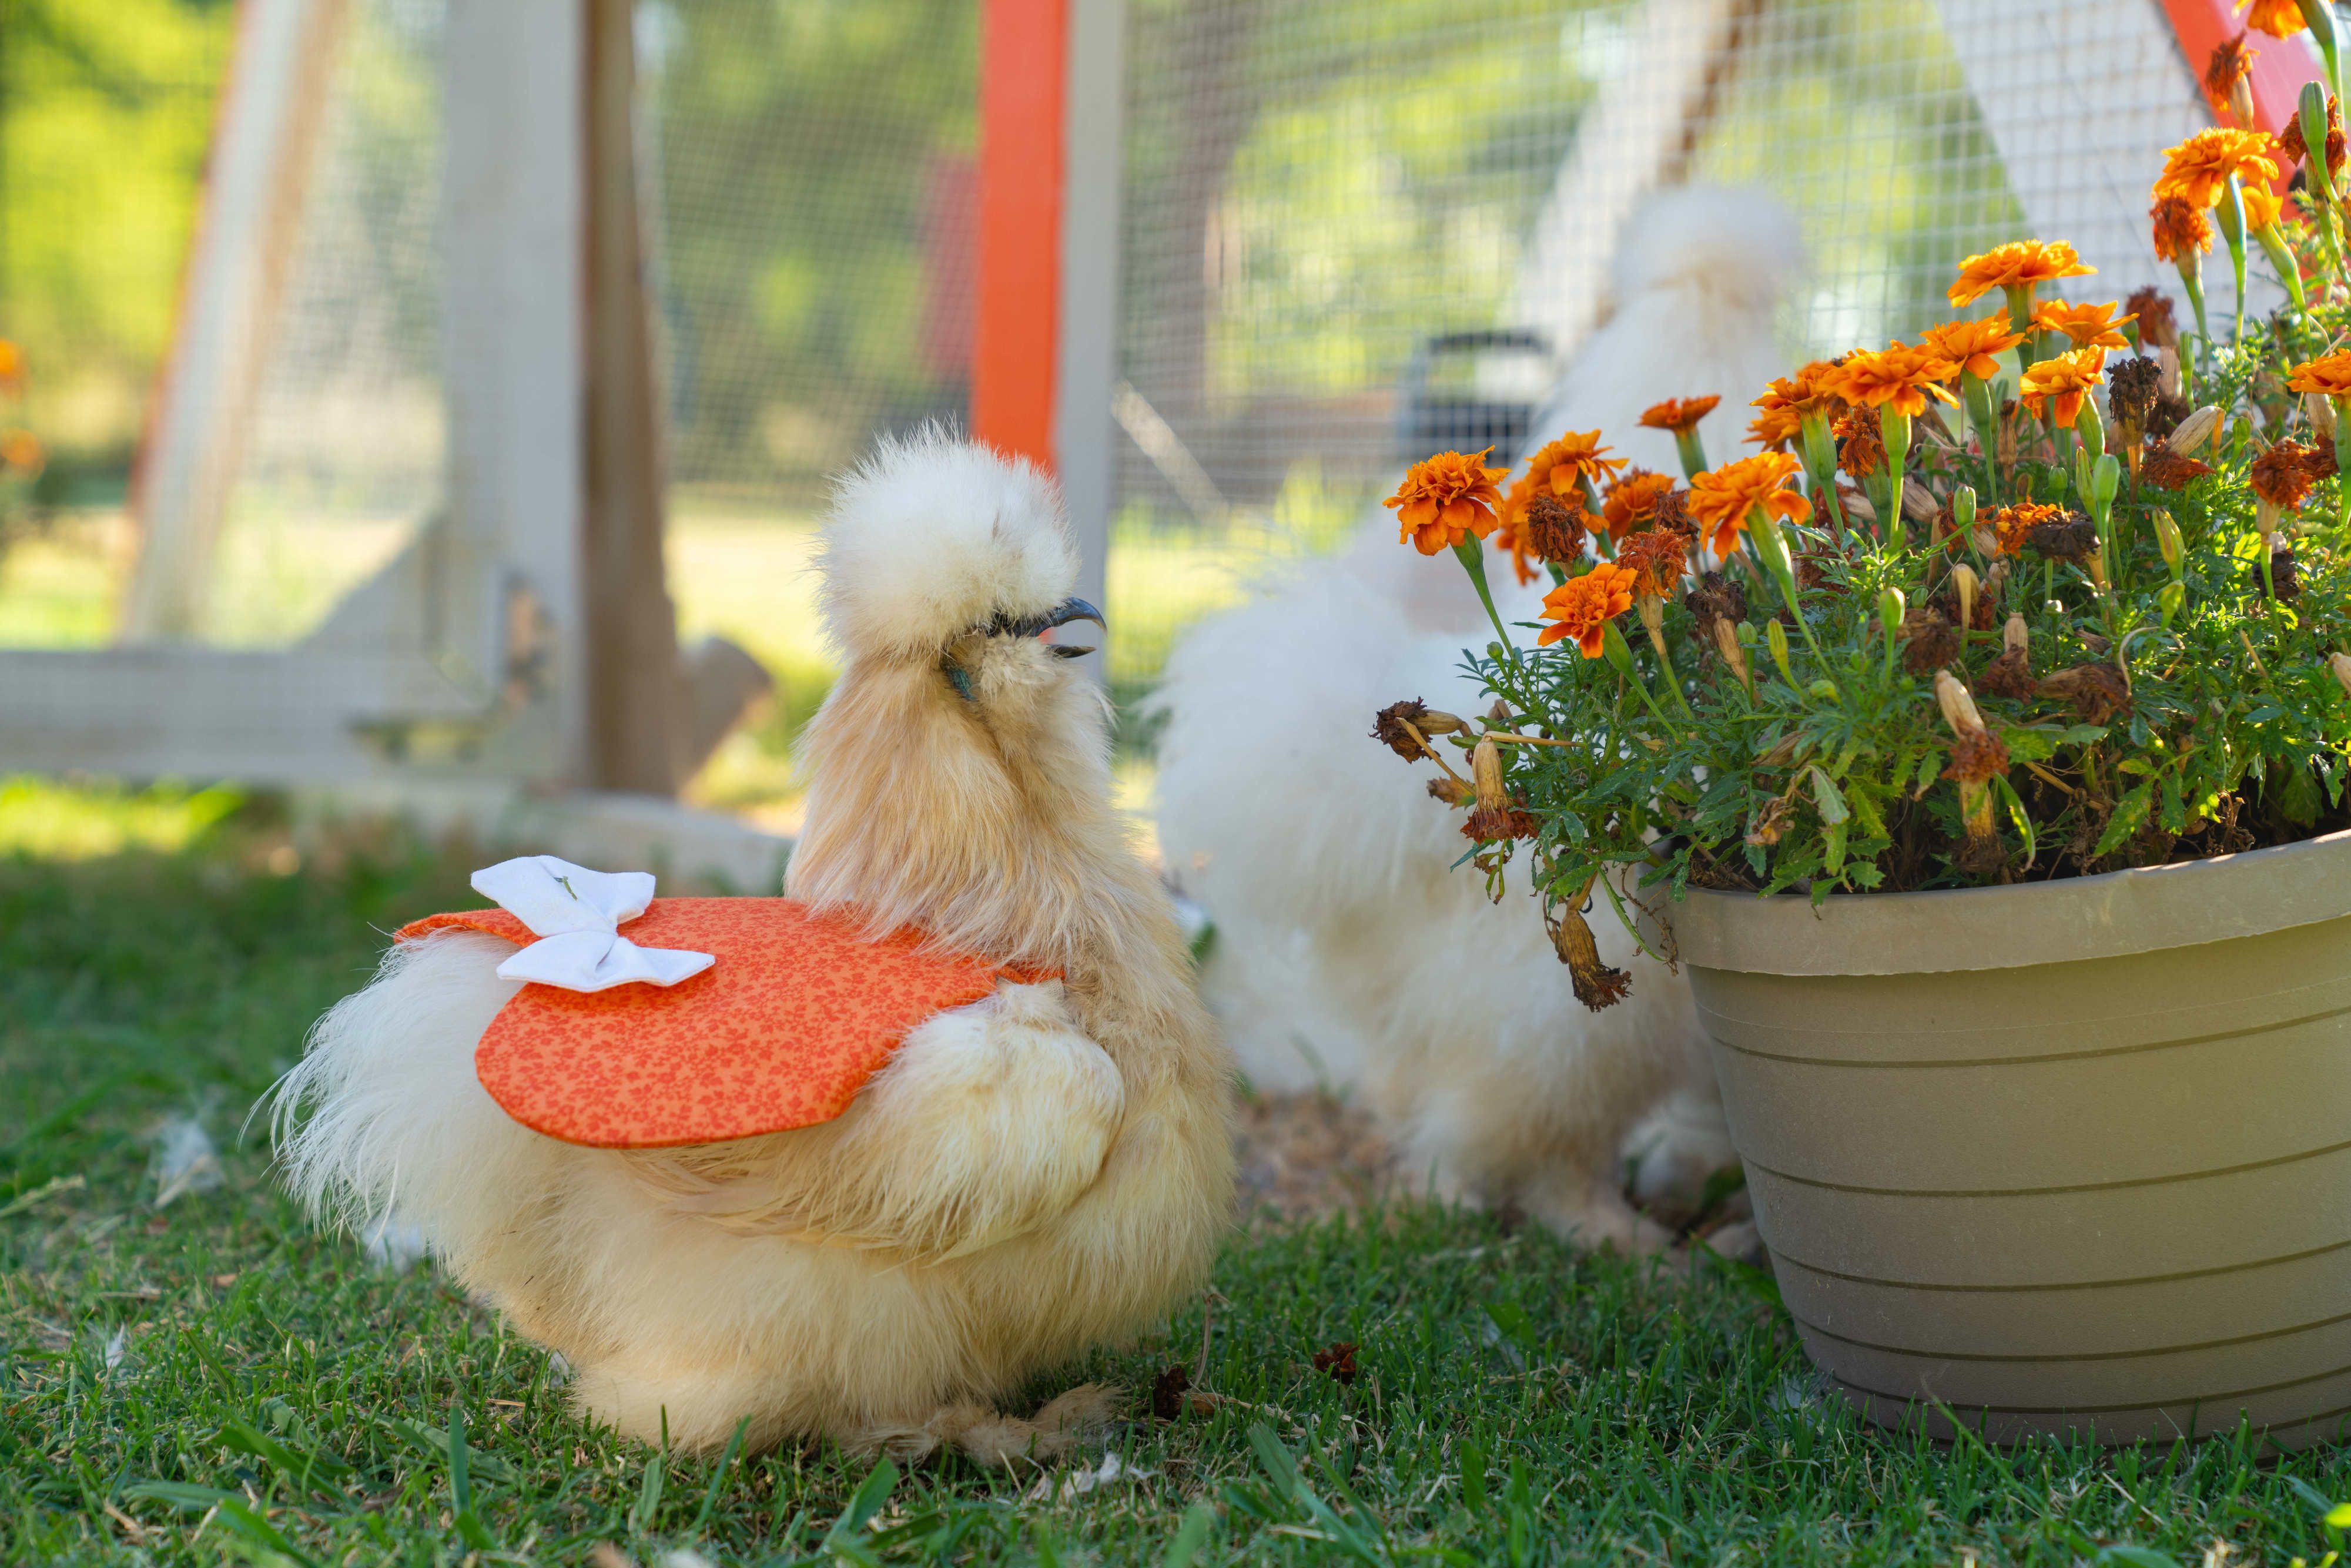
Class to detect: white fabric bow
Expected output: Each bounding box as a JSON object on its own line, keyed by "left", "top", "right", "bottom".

{"left": 471, "top": 856, "right": 715, "bottom": 993}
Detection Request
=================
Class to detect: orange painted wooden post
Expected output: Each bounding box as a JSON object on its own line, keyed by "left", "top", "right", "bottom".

{"left": 2158, "top": 0, "right": 2326, "bottom": 134}
{"left": 974, "top": 0, "right": 1124, "bottom": 639}
{"left": 973, "top": 0, "right": 1069, "bottom": 470}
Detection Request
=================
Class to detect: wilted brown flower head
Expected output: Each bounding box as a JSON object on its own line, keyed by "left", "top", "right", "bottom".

{"left": 1683, "top": 571, "right": 1749, "bottom": 646}
{"left": 1614, "top": 527, "right": 1693, "bottom": 598}
{"left": 1978, "top": 646, "right": 2037, "bottom": 700}
{"left": 2126, "top": 286, "right": 2179, "bottom": 351}
{"left": 2282, "top": 90, "right": 2349, "bottom": 178}
{"left": 2037, "top": 664, "right": 2132, "bottom": 723}
{"left": 2250, "top": 440, "right": 2326, "bottom": 510}
{"left": 1552, "top": 904, "right": 1631, "bottom": 1011}
{"left": 2139, "top": 443, "right": 2214, "bottom": 490}
{"left": 2107, "top": 356, "right": 2163, "bottom": 431}
{"left": 2265, "top": 535, "right": 2302, "bottom": 602}
{"left": 1521, "top": 492, "right": 1593, "bottom": 564}
{"left": 2150, "top": 196, "right": 2215, "bottom": 264}
{"left": 1463, "top": 803, "right": 1540, "bottom": 842}
{"left": 1943, "top": 728, "right": 2012, "bottom": 786}
{"left": 1834, "top": 404, "right": 1885, "bottom": 480}
{"left": 1312, "top": 1342, "right": 1359, "bottom": 1385}
{"left": 1649, "top": 485, "right": 1694, "bottom": 537}
{"left": 2149, "top": 388, "right": 2191, "bottom": 440}
{"left": 2024, "top": 510, "right": 2101, "bottom": 561}
{"left": 1988, "top": 501, "right": 2062, "bottom": 557}
{"left": 1900, "top": 607, "right": 1961, "bottom": 676}
{"left": 2205, "top": 31, "right": 2256, "bottom": 119}
{"left": 1373, "top": 699, "right": 1435, "bottom": 760}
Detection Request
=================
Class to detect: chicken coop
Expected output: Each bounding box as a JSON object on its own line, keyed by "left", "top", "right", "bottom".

{"left": 0, "top": 0, "right": 2307, "bottom": 799}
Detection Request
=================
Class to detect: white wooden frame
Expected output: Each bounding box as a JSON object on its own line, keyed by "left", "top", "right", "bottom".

{"left": 1, "top": 0, "right": 611, "bottom": 788}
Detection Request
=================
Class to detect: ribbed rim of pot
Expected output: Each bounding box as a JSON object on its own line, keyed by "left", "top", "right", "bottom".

{"left": 1663, "top": 826, "right": 2351, "bottom": 976}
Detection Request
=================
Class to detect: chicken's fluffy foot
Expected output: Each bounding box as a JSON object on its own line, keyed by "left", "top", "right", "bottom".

{"left": 855, "top": 1383, "right": 1121, "bottom": 1468}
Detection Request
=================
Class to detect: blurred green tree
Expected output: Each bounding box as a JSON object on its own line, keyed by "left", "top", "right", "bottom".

{"left": 0, "top": 0, "right": 233, "bottom": 480}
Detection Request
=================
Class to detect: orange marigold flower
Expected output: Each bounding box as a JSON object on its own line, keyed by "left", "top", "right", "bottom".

{"left": 2205, "top": 31, "right": 2256, "bottom": 116}
{"left": 1948, "top": 240, "right": 2095, "bottom": 307}
{"left": 2241, "top": 0, "right": 2306, "bottom": 37}
{"left": 1987, "top": 501, "right": 2062, "bottom": 557}
{"left": 1505, "top": 430, "right": 1627, "bottom": 522}
{"left": 1599, "top": 469, "right": 1677, "bottom": 537}
{"left": 0, "top": 340, "right": 21, "bottom": 384}
{"left": 2242, "top": 180, "right": 2285, "bottom": 231}
{"left": 2153, "top": 128, "right": 2281, "bottom": 208}
{"left": 1746, "top": 363, "right": 1845, "bottom": 450}
{"left": 0, "top": 428, "right": 39, "bottom": 473}
{"left": 2020, "top": 347, "right": 2108, "bottom": 427}
{"left": 1685, "top": 451, "right": 1813, "bottom": 557}
{"left": 1388, "top": 448, "right": 1507, "bottom": 555}
{"left": 1536, "top": 561, "right": 1637, "bottom": 656}
{"left": 2034, "top": 299, "right": 2135, "bottom": 351}
{"left": 1613, "top": 528, "right": 1692, "bottom": 599}
{"left": 1833, "top": 341, "right": 1960, "bottom": 417}
{"left": 2151, "top": 196, "right": 2215, "bottom": 263}
{"left": 2288, "top": 350, "right": 2351, "bottom": 397}
{"left": 2251, "top": 440, "right": 2325, "bottom": 509}
{"left": 1920, "top": 316, "right": 2027, "bottom": 381}
{"left": 1638, "top": 396, "right": 1720, "bottom": 435}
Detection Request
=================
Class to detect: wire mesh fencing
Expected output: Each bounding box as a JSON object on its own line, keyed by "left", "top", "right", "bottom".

{"left": 1104, "top": 0, "right": 2231, "bottom": 696}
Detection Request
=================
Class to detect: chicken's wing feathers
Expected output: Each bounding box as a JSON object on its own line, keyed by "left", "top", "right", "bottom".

{"left": 639, "top": 979, "right": 1123, "bottom": 1261}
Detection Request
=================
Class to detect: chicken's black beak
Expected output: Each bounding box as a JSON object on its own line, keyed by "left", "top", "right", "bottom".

{"left": 994, "top": 597, "right": 1106, "bottom": 659}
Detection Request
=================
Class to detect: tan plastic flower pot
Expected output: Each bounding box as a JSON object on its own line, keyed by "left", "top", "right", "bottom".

{"left": 1665, "top": 827, "right": 2351, "bottom": 1449}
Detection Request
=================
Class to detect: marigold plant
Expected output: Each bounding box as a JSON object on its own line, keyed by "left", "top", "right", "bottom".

{"left": 1373, "top": 101, "right": 2351, "bottom": 1009}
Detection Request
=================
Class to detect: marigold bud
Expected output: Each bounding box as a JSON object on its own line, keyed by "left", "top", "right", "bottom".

{"left": 1953, "top": 564, "right": 1979, "bottom": 632}
{"left": 1878, "top": 587, "right": 1905, "bottom": 643}
{"left": 1951, "top": 484, "right": 1977, "bottom": 537}
{"left": 2091, "top": 452, "right": 2121, "bottom": 513}
{"left": 1471, "top": 736, "right": 1505, "bottom": 814}
{"left": 1712, "top": 617, "right": 1753, "bottom": 693}
{"left": 1766, "top": 618, "right": 1797, "bottom": 688}
{"left": 1935, "top": 669, "right": 1986, "bottom": 738}
{"left": 1415, "top": 709, "right": 1470, "bottom": 736}
{"left": 2151, "top": 508, "right": 2183, "bottom": 576}
{"left": 2003, "top": 612, "right": 2028, "bottom": 655}
{"left": 2170, "top": 404, "right": 2224, "bottom": 456}
{"left": 2331, "top": 651, "right": 2351, "bottom": 699}
{"left": 2308, "top": 392, "right": 2340, "bottom": 441}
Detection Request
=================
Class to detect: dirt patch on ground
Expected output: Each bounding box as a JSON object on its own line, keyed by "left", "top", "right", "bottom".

{"left": 1231, "top": 1091, "right": 1397, "bottom": 1220}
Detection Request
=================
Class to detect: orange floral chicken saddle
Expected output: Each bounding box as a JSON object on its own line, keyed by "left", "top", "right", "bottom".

{"left": 397, "top": 857, "right": 1056, "bottom": 1150}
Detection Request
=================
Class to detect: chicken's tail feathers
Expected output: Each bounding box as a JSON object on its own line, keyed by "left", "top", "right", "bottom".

{"left": 268, "top": 931, "right": 542, "bottom": 1244}
{"left": 854, "top": 1383, "right": 1122, "bottom": 1469}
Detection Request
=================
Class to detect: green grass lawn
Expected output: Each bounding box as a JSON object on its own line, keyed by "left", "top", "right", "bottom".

{"left": 8, "top": 795, "right": 2351, "bottom": 1566}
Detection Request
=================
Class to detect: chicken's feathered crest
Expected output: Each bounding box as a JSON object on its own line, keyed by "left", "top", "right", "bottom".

{"left": 819, "top": 430, "right": 1079, "bottom": 662}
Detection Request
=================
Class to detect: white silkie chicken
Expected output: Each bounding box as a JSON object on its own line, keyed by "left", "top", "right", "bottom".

{"left": 276, "top": 435, "right": 1234, "bottom": 1462}
{"left": 1153, "top": 186, "right": 1803, "bottom": 1255}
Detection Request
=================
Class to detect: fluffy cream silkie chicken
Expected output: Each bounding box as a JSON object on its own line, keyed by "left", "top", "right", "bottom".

{"left": 275, "top": 435, "right": 1234, "bottom": 1462}
{"left": 1153, "top": 187, "right": 1800, "bottom": 1255}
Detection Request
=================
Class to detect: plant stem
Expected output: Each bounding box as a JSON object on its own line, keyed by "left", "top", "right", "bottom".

{"left": 1452, "top": 538, "right": 1521, "bottom": 670}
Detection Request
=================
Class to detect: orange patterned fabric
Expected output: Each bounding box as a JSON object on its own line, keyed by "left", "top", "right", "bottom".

{"left": 394, "top": 899, "right": 1058, "bottom": 1150}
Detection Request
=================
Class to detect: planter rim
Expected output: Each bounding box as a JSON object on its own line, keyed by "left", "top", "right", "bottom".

{"left": 1663, "top": 826, "right": 2351, "bottom": 976}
